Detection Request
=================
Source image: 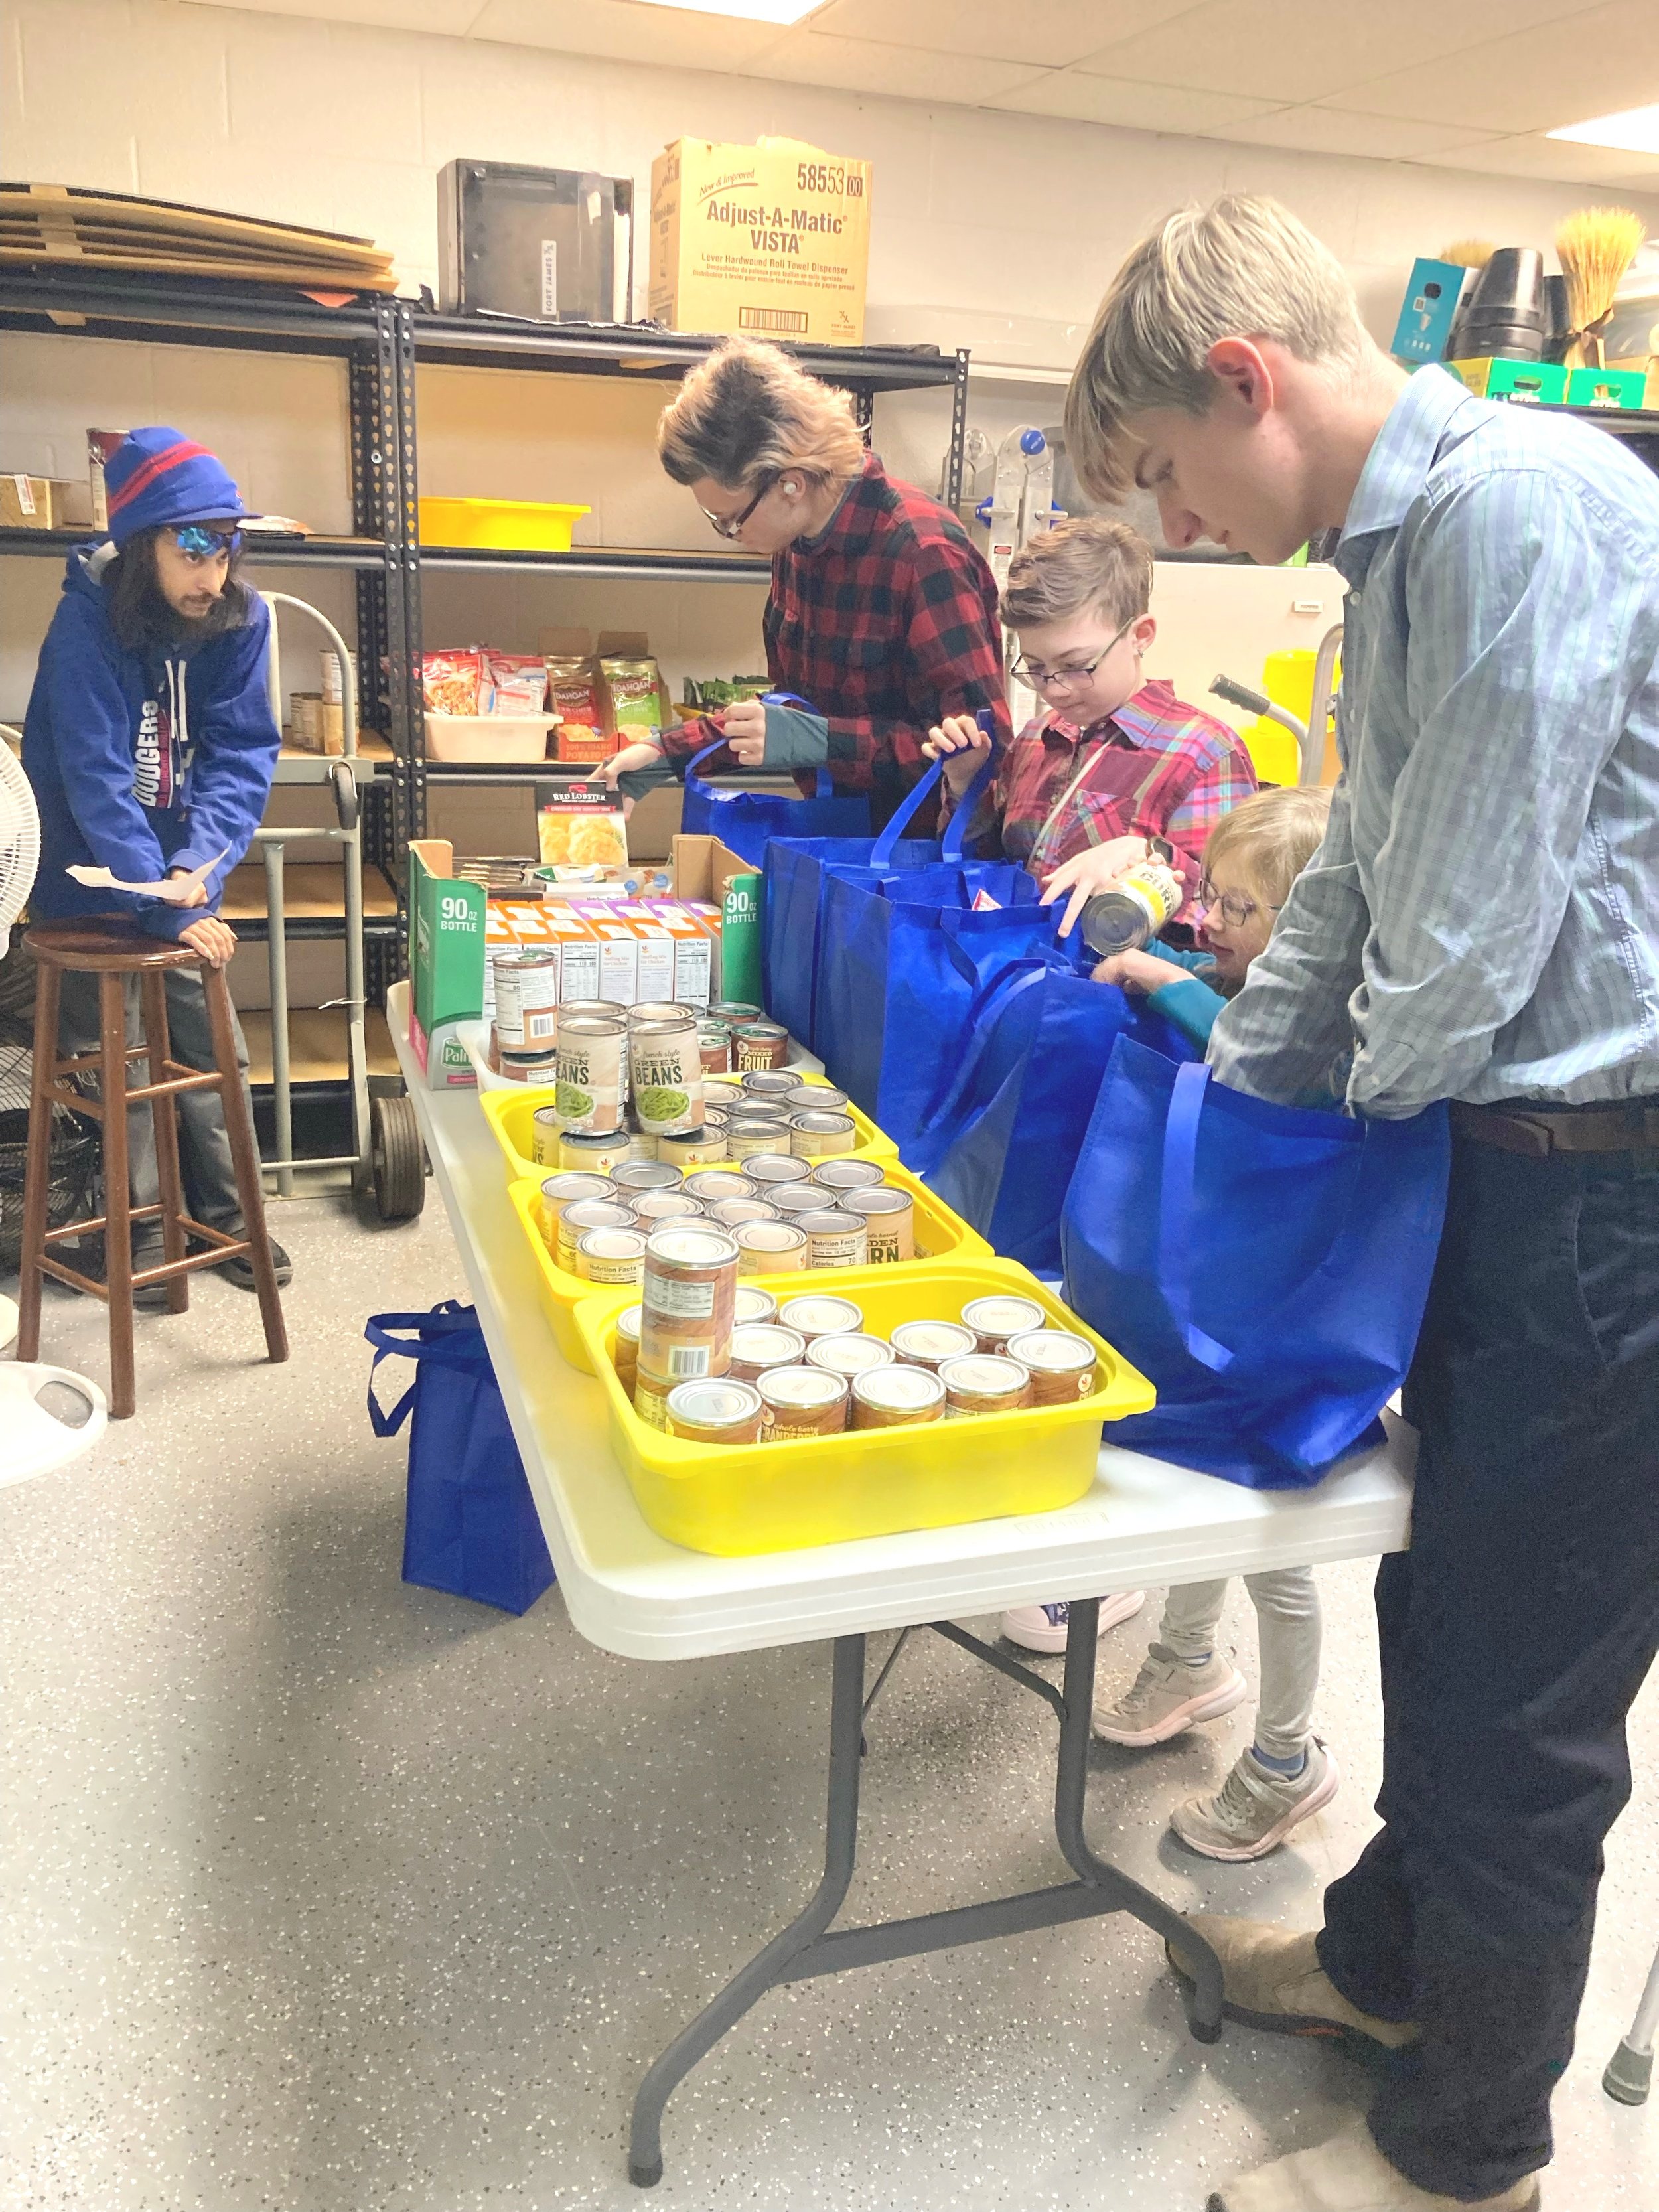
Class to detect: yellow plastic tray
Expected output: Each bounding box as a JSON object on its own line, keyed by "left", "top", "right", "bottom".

{"left": 482, "top": 1072, "right": 898, "bottom": 1187}
{"left": 506, "top": 1157, "right": 992, "bottom": 1373}
{"left": 573, "top": 1258, "right": 1155, "bottom": 1556}
{"left": 417, "top": 496, "right": 590, "bottom": 551}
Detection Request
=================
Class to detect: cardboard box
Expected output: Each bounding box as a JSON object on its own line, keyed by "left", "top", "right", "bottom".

{"left": 88, "top": 430, "right": 125, "bottom": 534}
{"left": 577, "top": 911, "right": 642, "bottom": 1005}
{"left": 650, "top": 136, "right": 871, "bottom": 347}
{"left": 0, "top": 473, "right": 97, "bottom": 530}
{"left": 1390, "top": 258, "right": 1469, "bottom": 366}
{"left": 642, "top": 899, "right": 715, "bottom": 1007}
{"left": 408, "top": 840, "right": 486, "bottom": 1088}
{"left": 1566, "top": 366, "right": 1648, "bottom": 411}
{"left": 672, "top": 834, "right": 763, "bottom": 1005}
{"left": 1447, "top": 357, "right": 1567, "bottom": 404}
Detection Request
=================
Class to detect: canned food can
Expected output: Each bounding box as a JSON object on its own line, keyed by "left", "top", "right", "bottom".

{"left": 891, "top": 1319, "right": 978, "bottom": 1372}
{"left": 733, "top": 1220, "right": 810, "bottom": 1274}
{"left": 733, "top": 1021, "right": 790, "bottom": 1072}
{"left": 852, "top": 1365, "right": 947, "bottom": 1430}
{"left": 531, "top": 1104, "right": 565, "bottom": 1167}
{"left": 766, "top": 1183, "right": 830, "bottom": 1216}
{"left": 655, "top": 1126, "right": 728, "bottom": 1170}
{"left": 493, "top": 948, "right": 561, "bottom": 1050}
{"left": 843, "top": 1185, "right": 916, "bottom": 1263}
{"left": 559, "top": 1127, "right": 630, "bottom": 1177}
{"left": 611, "top": 1160, "right": 683, "bottom": 1196}
{"left": 701, "top": 1076, "right": 748, "bottom": 1107}
{"left": 624, "top": 1128, "right": 660, "bottom": 1163}
{"left": 682, "top": 1170, "right": 757, "bottom": 1205}
{"left": 556, "top": 1197, "right": 636, "bottom": 1275}
{"left": 810, "top": 1158, "right": 886, "bottom": 1195}
{"left": 577, "top": 1226, "right": 648, "bottom": 1284}
{"left": 1005, "top": 1328, "right": 1099, "bottom": 1404}
{"left": 784, "top": 1083, "right": 849, "bottom": 1113}
{"left": 556, "top": 1015, "right": 626, "bottom": 1133}
{"left": 705, "top": 1197, "right": 780, "bottom": 1228}
{"left": 639, "top": 1224, "right": 740, "bottom": 1388}
{"left": 743, "top": 1153, "right": 813, "bottom": 1187}
{"left": 630, "top": 1017, "right": 704, "bottom": 1138}
{"left": 795, "top": 1207, "right": 870, "bottom": 1270}
{"left": 939, "top": 1353, "right": 1033, "bottom": 1418}
{"left": 727, "top": 1324, "right": 808, "bottom": 1384}
{"left": 629, "top": 1001, "right": 699, "bottom": 1027}
{"left": 614, "top": 1304, "right": 642, "bottom": 1390}
{"left": 628, "top": 1189, "right": 707, "bottom": 1226}
{"left": 633, "top": 1372, "right": 673, "bottom": 1432}
{"left": 758, "top": 1365, "right": 850, "bottom": 1439}
{"left": 499, "top": 1045, "right": 559, "bottom": 1083}
{"left": 698, "top": 1023, "right": 732, "bottom": 1074}
{"left": 733, "top": 1286, "right": 780, "bottom": 1327}
{"left": 789, "top": 1110, "right": 857, "bottom": 1159}
{"left": 538, "top": 1171, "right": 616, "bottom": 1246}
{"left": 727, "top": 1118, "right": 794, "bottom": 1161}
{"left": 709, "top": 1001, "right": 764, "bottom": 1025}
{"left": 667, "top": 1377, "right": 764, "bottom": 1445}
{"left": 777, "top": 1293, "right": 865, "bottom": 1342}
{"left": 960, "top": 1294, "right": 1047, "bottom": 1356}
{"left": 739, "top": 1070, "right": 800, "bottom": 1100}
{"left": 805, "top": 1332, "right": 896, "bottom": 1380}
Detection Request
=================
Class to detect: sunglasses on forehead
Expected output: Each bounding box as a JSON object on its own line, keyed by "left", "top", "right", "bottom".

{"left": 169, "top": 524, "right": 242, "bottom": 560}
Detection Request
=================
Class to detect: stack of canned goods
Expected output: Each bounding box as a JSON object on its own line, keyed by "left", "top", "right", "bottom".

{"left": 606, "top": 1278, "right": 1100, "bottom": 1445}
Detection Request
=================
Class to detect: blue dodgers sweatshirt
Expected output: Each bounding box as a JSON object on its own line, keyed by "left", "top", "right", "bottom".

{"left": 22, "top": 544, "right": 279, "bottom": 940}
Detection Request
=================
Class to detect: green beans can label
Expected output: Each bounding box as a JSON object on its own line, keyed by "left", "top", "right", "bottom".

{"left": 630, "top": 1020, "right": 705, "bottom": 1136}
{"left": 555, "top": 1017, "right": 624, "bottom": 1133}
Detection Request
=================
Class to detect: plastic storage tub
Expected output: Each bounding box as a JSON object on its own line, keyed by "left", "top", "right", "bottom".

{"left": 425, "top": 711, "right": 559, "bottom": 763}
{"left": 507, "top": 1155, "right": 990, "bottom": 1372}
{"left": 482, "top": 1074, "right": 898, "bottom": 1178}
{"left": 417, "top": 496, "right": 591, "bottom": 551}
{"left": 573, "top": 1258, "right": 1155, "bottom": 1555}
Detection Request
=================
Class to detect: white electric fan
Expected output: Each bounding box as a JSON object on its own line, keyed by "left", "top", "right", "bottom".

{"left": 0, "top": 729, "right": 108, "bottom": 1479}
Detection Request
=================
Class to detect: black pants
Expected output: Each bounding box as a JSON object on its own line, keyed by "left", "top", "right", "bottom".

{"left": 1317, "top": 1133, "right": 1659, "bottom": 2201}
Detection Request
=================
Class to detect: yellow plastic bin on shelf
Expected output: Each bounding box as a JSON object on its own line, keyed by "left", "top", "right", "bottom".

{"left": 573, "top": 1258, "right": 1155, "bottom": 1556}
{"left": 481, "top": 1074, "right": 899, "bottom": 1186}
{"left": 507, "top": 1158, "right": 991, "bottom": 1372}
{"left": 417, "top": 497, "right": 591, "bottom": 551}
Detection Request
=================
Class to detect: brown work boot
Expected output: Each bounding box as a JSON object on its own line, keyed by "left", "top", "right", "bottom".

{"left": 1168, "top": 1917, "right": 1419, "bottom": 2057}
{"left": 1204, "top": 2118, "right": 1542, "bottom": 2210}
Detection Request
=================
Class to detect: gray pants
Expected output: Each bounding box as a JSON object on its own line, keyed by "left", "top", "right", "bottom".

{"left": 1159, "top": 1567, "right": 1321, "bottom": 1762}
{"left": 58, "top": 966, "right": 255, "bottom": 1233}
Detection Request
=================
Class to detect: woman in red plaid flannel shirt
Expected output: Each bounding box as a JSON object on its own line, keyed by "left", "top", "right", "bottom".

{"left": 602, "top": 338, "right": 1009, "bottom": 829}
{"left": 928, "top": 516, "right": 1256, "bottom": 935}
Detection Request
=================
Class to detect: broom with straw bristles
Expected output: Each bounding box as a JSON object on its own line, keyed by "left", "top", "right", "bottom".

{"left": 1556, "top": 207, "right": 1646, "bottom": 370}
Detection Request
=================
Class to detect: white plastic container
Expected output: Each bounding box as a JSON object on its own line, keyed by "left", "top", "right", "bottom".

{"left": 424, "top": 711, "right": 560, "bottom": 763}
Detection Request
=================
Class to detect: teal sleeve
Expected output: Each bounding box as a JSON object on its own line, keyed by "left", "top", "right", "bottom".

{"left": 762, "top": 705, "right": 830, "bottom": 770}
{"left": 1147, "top": 972, "right": 1225, "bottom": 1048}
{"left": 1155, "top": 943, "right": 1220, "bottom": 978}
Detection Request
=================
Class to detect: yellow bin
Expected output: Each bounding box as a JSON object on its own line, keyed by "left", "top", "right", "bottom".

{"left": 507, "top": 1158, "right": 992, "bottom": 1372}
{"left": 418, "top": 496, "right": 591, "bottom": 551}
{"left": 573, "top": 1257, "right": 1155, "bottom": 1555}
{"left": 482, "top": 1074, "right": 898, "bottom": 1187}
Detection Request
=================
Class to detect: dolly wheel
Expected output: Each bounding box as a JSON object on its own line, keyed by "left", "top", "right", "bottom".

{"left": 371, "top": 1092, "right": 426, "bottom": 1220}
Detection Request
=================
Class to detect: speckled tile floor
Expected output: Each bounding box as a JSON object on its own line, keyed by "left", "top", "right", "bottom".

{"left": 3, "top": 1190, "right": 1658, "bottom": 2212}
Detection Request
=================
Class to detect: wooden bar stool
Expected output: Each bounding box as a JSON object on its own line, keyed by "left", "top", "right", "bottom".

{"left": 17, "top": 919, "right": 289, "bottom": 1420}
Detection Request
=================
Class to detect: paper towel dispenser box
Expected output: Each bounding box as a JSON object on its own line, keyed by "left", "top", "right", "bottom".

{"left": 437, "top": 161, "right": 635, "bottom": 323}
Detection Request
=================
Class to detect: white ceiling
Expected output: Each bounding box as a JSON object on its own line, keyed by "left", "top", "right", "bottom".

{"left": 188, "top": 0, "right": 1659, "bottom": 186}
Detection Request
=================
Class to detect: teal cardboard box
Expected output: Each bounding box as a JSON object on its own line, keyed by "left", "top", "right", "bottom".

{"left": 408, "top": 839, "right": 486, "bottom": 1089}
{"left": 1567, "top": 366, "right": 1648, "bottom": 411}
{"left": 1392, "top": 258, "right": 1468, "bottom": 366}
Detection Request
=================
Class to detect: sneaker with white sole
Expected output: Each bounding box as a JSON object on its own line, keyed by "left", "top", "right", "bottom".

{"left": 1001, "top": 1590, "right": 1147, "bottom": 1655}
{"left": 1171, "top": 1739, "right": 1340, "bottom": 1862}
{"left": 1092, "top": 1641, "right": 1248, "bottom": 1744}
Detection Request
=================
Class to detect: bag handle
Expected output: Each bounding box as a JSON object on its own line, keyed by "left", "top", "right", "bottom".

{"left": 872, "top": 707, "right": 997, "bottom": 867}
{"left": 687, "top": 688, "right": 837, "bottom": 802}
{"left": 1158, "top": 1060, "right": 1235, "bottom": 1372}
{"left": 912, "top": 960, "right": 1052, "bottom": 1161}
{"left": 364, "top": 1301, "right": 479, "bottom": 1438}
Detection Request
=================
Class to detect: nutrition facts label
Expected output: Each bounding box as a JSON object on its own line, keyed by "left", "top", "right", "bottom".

{"left": 645, "top": 1279, "right": 717, "bottom": 1319}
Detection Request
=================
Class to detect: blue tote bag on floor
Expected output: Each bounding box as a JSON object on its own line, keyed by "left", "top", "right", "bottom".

{"left": 919, "top": 966, "right": 1199, "bottom": 1274}
{"left": 1061, "top": 1043, "right": 1449, "bottom": 1487}
{"left": 678, "top": 692, "right": 872, "bottom": 870}
{"left": 366, "top": 1300, "right": 555, "bottom": 1615}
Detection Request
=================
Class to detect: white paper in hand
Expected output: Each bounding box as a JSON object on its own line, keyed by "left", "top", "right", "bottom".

{"left": 66, "top": 848, "right": 228, "bottom": 903}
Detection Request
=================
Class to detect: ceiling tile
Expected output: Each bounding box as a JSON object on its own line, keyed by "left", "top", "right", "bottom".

{"left": 989, "top": 72, "right": 1281, "bottom": 133}
{"left": 1337, "top": 0, "right": 1659, "bottom": 133}
{"left": 183, "top": 0, "right": 489, "bottom": 26}
{"left": 745, "top": 31, "right": 1046, "bottom": 102}
{"left": 1229, "top": 106, "right": 1504, "bottom": 158}
{"left": 805, "top": 0, "right": 1197, "bottom": 70}
{"left": 1419, "top": 132, "right": 1659, "bottom": 183}
{"left": 467, "top": 0, "right": 790, "bottom": 68}
{"left": 1070, "top": 0, "right": 1600, "bottom": 110}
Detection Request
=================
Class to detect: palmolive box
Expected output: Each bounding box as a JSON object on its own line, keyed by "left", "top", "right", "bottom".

{"left": 649, "top": 137, "right": 871, "bottom": 347}
{"left": 408, "top": 840, "right": 485, "bottom": 1089}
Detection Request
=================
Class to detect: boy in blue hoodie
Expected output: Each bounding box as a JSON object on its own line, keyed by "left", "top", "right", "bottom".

{"left": 23, "top": 428, "right": 290, "bottom": 1293}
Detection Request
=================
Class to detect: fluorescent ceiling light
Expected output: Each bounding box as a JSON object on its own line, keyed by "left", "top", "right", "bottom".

{"left": 1548, "top": 102, "right": 1659, "bottom": 155}
{"left": 630, "top": 0, "right": 821, "bottom": 21}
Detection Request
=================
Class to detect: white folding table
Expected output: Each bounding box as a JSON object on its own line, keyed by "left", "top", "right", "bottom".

{"left": 387, "top": 982, "right": 1414, "bottom": 2186}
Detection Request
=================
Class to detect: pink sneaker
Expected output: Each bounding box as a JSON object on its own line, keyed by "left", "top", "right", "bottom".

{"left": 1000, "top": 1591, "right": 1147, "bottom": 1655}
{"left": 1091, "top": 1642, "right": 1248, "bottom": 1745}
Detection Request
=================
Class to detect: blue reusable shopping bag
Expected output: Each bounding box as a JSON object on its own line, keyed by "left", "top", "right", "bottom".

{"left": 365, "top": 1300, "right": 555, "bottom": 1615}
{"left": 918, "top": 964, "right": 1199, "bottom": 1274}
{"left": 1061, "top": 1042, "right": 1450, "bottom": 1488}
{"left": 678, "top": 690, "right": 872, "bottom": 868}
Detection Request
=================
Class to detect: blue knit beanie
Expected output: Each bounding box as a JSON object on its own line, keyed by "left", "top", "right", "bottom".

{"left": 104, "top": 427, "right": 252, "bottom": 548}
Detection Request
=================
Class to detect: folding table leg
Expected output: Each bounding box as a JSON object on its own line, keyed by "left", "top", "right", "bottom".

{"left": 628, "top": 1634, "right": 867, "bottom": 2188}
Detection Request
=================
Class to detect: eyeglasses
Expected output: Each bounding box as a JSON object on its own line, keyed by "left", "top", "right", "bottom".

{"left": 1011, "top": 615, "right": 1136, "bottom": 692}
{"left": 699, "top": 473, "right": 778, "bottom": 542}
{"left": 170, "top": 525, "right": 242, "bottom": 563}
{"left": 1198, "top": 878, "right": 1280, "bottom": 930}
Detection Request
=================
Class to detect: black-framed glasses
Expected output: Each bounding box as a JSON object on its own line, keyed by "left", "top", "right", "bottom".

{"left": 1011, "top": 614, "right": 1136, "bottom": 691}
{"left": 170, "top": 524, "right": 242, "bottom": 563}
{"left": 1198, "top": 878, "right": 1281, "bottom": 930}
{"left": 699, "top": 473, "right": 778, "bottom": 542}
